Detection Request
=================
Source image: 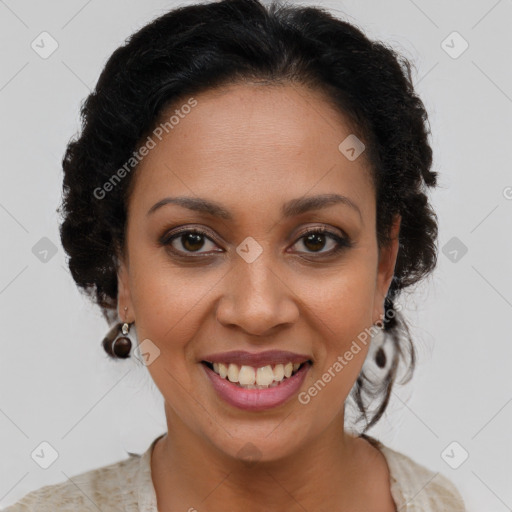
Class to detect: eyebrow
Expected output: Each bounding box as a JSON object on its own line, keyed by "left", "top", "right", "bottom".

{"left": 147, "top": 193, "right": 362, "bottom": 221}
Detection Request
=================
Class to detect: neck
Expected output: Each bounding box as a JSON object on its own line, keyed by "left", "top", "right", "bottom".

{"left": 151, "top": 403, "right": 368, "bottom": 512}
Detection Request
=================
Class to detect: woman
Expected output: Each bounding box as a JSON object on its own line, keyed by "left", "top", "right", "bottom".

{"left": 5, "top": 0, "right": 466, "bottom": 510}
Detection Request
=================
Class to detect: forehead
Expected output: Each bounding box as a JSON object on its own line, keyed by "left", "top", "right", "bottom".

{"left": 129, "top": 82, "right": 374, "bottom": 219}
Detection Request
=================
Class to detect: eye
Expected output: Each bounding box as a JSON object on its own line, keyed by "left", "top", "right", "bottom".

{"left": 291, "top": 227, "right": 353, "bottom": 255}
{"left": 161, "top": 228, "right": 221, "bottom": 256}
{"left": 160, "top": 226, "right": 353, "bottom": 258}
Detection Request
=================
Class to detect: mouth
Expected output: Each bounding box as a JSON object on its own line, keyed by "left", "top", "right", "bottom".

{"left": 201, "top": 360, "right": 310, "bottom": 389}
{"left": 200, "top": 352, "right": 312, "bottom": 411}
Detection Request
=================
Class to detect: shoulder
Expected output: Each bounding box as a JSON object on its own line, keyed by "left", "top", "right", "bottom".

{"left": 2, "top": 453, "right": 141, "bottom": 512}
{"left": 377, "top": 442, "right": 466, "bottom": 511}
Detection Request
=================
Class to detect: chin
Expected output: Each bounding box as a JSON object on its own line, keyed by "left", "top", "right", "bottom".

{"left": 204, "top": 419, "right": 310, "bottom": 466}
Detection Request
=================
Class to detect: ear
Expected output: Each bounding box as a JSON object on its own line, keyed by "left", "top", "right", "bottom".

{"left": 116, "top": 249, "right": 135, "bottom": 323}
{"left": 373, "top": 214, "right": 401, "bottom": 325}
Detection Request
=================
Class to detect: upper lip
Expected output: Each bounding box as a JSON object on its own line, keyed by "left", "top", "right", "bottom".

{"left": 201, "top": 350, "right": 312, "bottom": 368}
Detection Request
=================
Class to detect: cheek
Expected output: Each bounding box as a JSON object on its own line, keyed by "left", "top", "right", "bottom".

{"left": 128, "top": 260, "right": 211, "bottom": 409}
{"left": 300, "top": 261, "right": 376, "bottom": 387}
{"left": 306, "top": 261, "right": 376, "bottom": 339}
{"left": 128, "top": 245, "right": 217, "bottom": 348}
{"left": 301, "top": 288, "right": 374, "bottom": 417}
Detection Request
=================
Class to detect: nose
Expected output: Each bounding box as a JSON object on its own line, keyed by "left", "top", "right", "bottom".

{"left": 215, "top": 253, "right": 300, "bottom": 337}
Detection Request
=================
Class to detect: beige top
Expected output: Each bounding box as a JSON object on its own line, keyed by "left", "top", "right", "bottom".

{"left": 3, "top": 434, "right": 466, "bottom": 511}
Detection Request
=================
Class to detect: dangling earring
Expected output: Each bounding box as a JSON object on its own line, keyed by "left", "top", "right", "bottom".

{"left": 372, "top": 320, "right": 387, "bottom": 369}
{"left": 375, "top": 345, "right": 387, "bottom": 368}
{"left": 102, "top": 306, "right": 133, "bottom": 359}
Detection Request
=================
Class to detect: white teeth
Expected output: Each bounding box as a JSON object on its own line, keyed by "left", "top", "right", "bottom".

{"left": 227, "top": 363, "right": 239, "bottom": 383}
{"left": 208, "top": 360, "right": 306, "bottom": 388}
{"left": 256, "top": 365, "right": 274, "bottom": 386}
{"left": 273, "top": 363, "right": 285, "bottom": 381}
{"left": 218, "top": 363, "right": 228, "bottom": 379}
{"left": 238, "top": 365, "right": 256, "bottom": 386}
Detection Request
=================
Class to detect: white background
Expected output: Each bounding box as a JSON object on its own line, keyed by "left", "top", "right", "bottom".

{"left": 1, "top": 0, "right": 511, "bottom": 510}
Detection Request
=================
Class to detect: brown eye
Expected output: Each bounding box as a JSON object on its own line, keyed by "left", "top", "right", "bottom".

{"left": 160, "top": 226, "right": 353, "bottom": 259}
{"left": 292, "top": 228, "right": 353, "bottom": 255}
{"left": 180, "top": 232, "right": 206, "bottom": 252}
{"left": 301, "top": 232, "right": 330, "bottom": 252}
{"left": 162, "top": 229, "right": 221, "bottom": 255}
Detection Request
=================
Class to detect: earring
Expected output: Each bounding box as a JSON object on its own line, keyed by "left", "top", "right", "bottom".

{"left": 372, "top": 320, "right": 387, "bottom": 369}
{"left": 375, "top": 346, "right": 387, "bottom": 368}
{"left": 102, "top": 306, "right": 133, "bottom": 359}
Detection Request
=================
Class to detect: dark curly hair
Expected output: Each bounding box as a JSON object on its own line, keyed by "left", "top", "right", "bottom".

{"left": 57, "top": 0, "right": 438, "bottom": 432}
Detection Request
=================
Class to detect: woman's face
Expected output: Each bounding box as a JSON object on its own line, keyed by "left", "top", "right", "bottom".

{"left": 117, "top": 83, "right": 400, "bottom": 462}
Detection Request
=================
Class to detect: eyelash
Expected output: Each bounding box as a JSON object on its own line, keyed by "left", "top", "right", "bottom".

{"left": 160, "top": 226, "right": 353, "bottom": 258}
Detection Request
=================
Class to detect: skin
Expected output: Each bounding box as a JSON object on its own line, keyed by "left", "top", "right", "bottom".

{"left": 117, "top": 82, "right": 400, "bottom": 511}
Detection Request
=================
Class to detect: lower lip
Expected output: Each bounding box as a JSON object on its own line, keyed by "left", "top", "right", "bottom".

{"left": 202, "top": 362, "right": 311, "bottom": 412}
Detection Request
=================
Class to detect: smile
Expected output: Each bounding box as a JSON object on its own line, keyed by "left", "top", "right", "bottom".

{"left": 203, "top": 361, "right": 305, "bottom": 388}
{"left": 201, "top": 360, "right": 312, "bottom": 411}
